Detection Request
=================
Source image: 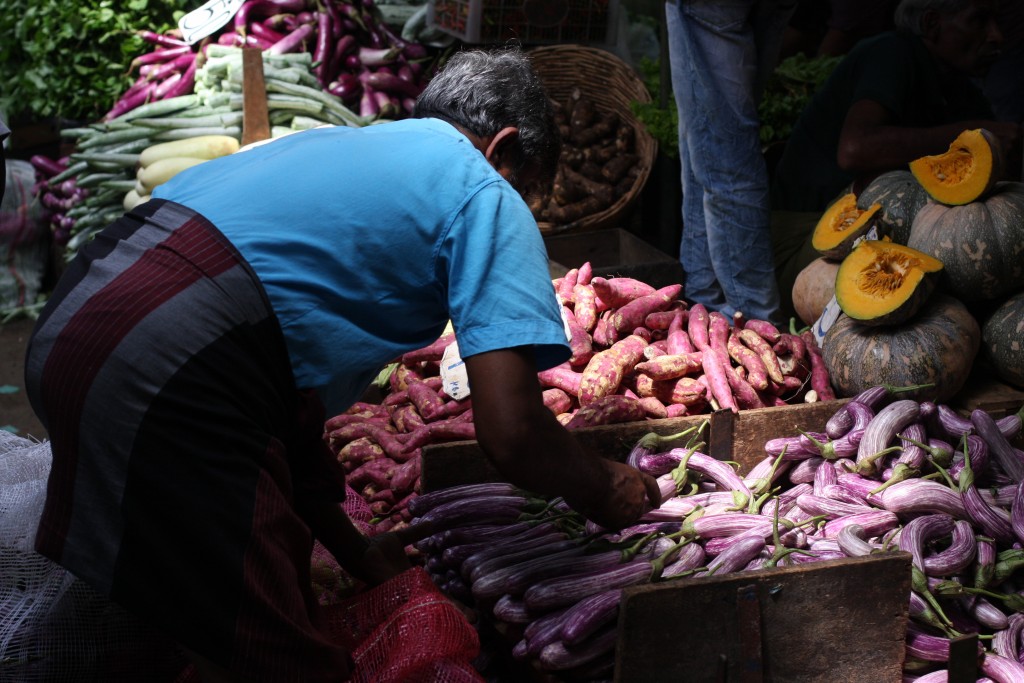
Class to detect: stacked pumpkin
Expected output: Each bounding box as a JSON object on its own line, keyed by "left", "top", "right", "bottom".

{"left": 794, "top": 128, "right": 1024, "bottom": 402}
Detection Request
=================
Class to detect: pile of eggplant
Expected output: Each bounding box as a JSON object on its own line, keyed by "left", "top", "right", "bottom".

{"left": 409, "top": 385, "right": 1024, "bottom": 681}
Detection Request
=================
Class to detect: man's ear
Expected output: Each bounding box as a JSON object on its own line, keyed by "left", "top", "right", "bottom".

{"left": 485, "top": 126, "right": 520, "bottom": 178}
{"left": 920, "top": 9, "right": 941, "bottom": 42}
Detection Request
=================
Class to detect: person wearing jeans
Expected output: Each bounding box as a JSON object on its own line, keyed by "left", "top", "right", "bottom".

{"left": 666, "top": 0, "right": 796, "bottom": 325}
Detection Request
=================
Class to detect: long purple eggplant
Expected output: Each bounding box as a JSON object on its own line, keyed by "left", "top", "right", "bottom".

{"left": 856, "top": 399, "right": 921, "bottom": 475}
{"left": 921, "top": 519, "right": 977, "bottom": 577}
{"left": 973, "top": 408, "right": 1024, "bottom": 482}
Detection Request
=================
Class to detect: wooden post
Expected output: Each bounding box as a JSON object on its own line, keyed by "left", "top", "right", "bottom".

{"left": 241, "top": 47, "right": 270, "bottom": 146}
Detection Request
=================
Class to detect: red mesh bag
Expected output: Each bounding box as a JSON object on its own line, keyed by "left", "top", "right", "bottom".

{"left": 326, "top": 567, "right": 483, "bottom": 683}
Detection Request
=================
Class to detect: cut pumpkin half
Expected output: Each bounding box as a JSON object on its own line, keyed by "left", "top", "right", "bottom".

{"left": 835, "top": 239, "right": 943, "bottom": 327}
{"left": 909, "top": 128, "right": 1003, "bottom": 205}
{"left": 811, "top": 192, "right": 882, "bottom": 261}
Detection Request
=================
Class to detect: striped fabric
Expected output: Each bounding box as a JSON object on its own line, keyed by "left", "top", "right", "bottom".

{"left": 25, "top": 200, "right": 351, "bottom": 681}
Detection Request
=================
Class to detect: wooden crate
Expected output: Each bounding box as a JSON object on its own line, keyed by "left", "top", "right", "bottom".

{"left": 420, "top": 398, "right": 921, "bottom": 682}
{"left": 421, "top": 399, "right": 847, "bottom": 491}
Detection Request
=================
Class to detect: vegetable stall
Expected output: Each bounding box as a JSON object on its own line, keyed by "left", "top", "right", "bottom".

{"left": 2, "top": 1, "right": 1024, "bottom": 681}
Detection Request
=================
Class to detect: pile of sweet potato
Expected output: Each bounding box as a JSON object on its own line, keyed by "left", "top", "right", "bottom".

{"left": 324, "top": 264, "right": 834, "bottom": 532}
{"left": 529, "top": 88, "right": 642, "bottom": 226}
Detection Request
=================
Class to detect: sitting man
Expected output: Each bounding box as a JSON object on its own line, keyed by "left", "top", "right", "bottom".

{"left": 769, "top": 0, "right": 1021, "bottom": 322}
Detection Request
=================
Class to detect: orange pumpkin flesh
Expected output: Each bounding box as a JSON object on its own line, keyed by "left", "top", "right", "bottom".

{"left": 834, "top": 240, "right": 943, "bottom": 327}
{"left": 811, "top": 193, "right": 882, "bottom": 261}
{"left": 909, "top": 128, "right": 1003, "bottom": 206}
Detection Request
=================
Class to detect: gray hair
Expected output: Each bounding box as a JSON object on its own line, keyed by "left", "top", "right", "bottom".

{"left": 413, "top": 46, "right": 560, "bottom": 188}
{"left": 893, "top": 0, "right": 971, "bottom": 35}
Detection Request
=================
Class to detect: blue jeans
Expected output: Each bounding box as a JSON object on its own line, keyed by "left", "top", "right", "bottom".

{"left": 666, "top": 0, "right": 795, "bottom": 324}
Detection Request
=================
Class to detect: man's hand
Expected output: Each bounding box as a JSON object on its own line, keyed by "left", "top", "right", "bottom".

{"left": 566, "top": 459, "right": 662, "bottom": 531}
{"left": 351, "top": 532, "right": 412, "bottom": 586}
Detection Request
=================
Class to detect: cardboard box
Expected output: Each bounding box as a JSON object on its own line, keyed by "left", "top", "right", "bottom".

{"left": 544, "top": 228, "right": 684, "bottom": 290}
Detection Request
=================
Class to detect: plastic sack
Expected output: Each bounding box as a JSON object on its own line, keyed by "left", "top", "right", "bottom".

{"left": 0, "top": 159, "right": 49, "bottom": 311}
{"left": 0, "top": 432, "right": 184, "bottom": 682}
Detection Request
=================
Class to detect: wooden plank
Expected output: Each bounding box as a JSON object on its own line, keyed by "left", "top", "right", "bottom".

{"left": 950, "top": 361, "right": 1024, "bottom": 417}
{"left": 420, "top": 413, "right": 711, "bottom": 492}
{"left": 240, "top": 47, "right": 270, "bottom": 146}
{"left": 420, "top": 400, "right": 851, "bottom": 492}
{"left": 614, "top": 553, "right": 912, "bottom": 683}
{"left": 727, "top": 399, "right": 849, "bottom": 475}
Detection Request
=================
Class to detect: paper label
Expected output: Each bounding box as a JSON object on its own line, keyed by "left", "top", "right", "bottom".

{"left": 178, "top": 0, "right": 245, "bottom": 45}
{"left": 440, "top": 341, "right": 471, "bottom": 400}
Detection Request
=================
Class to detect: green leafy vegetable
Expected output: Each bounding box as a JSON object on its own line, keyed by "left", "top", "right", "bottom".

{"left": 0, "top": 1, "right": 193, "bottom": 124}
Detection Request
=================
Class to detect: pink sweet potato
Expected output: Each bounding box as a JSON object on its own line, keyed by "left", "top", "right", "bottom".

{"left": 578, "top": 334, "right": 648, "bottom": 405}
{"left": 340, "top": 401, "right": 390, "bottom": 420}
{"left": 337, "top": 436, "right": 384, "bottom": 468}
{"left": 327, "top": 421, "right": 408, "bottom": 462}
{"left": 564, "top": 394, "right": 647, "bottom": 430}
{"left": 726, "top": 332, "right": 769, "bottom": 391}
{"left": 563, "top": 306, "right": 595, "bottom": 367}
{"left": 572, "top": 283, "right": 599, "bottom": 332}
{"left": 725, "top": 366, "right": 765, "bottom": 410}
{"left": 390, "top": 456, "right": 422, "bottom": 494}
{"left": 633, "top": 351, "right": 704, "bottom": 381}
{"left": 390, "top": 403, "right": 426, "bottom": 433}
{"left": 542, "top": 387, "right": 574, "bottom": 415}
{"left": 557, "top": 267, "right": 579, "bottom": 303}
{"left": 577, "top": 261, "right": 594, "bottom": 285}
{"left": 401, "top": 333, "right": 456, "bottom": 366}
{"left": 799, "top": 330, "right": 836, "bottom": 401}
{"left": 687, "top": 304, "right": 711, "bottom": 351}
{"left": 537, "top": 362, "right": 584, "bottom": 396}
{"left": 401, "top": 420, "right": 477, "bottom": 453}
{"left": 407, "top": 377, "right": 448, "bottom": 422}
{"left": 638, "top": 396, "right": 669, "bottom": 419}
{"left": 610, "top": 284, "right": 683, "bottom": 337}
{"left": 645, "top": 304, "right": 687, "bottom": 331}
{"left": 324, "top": 411, "right": 392, "bottom": 433}
{"left": 592, "top": 312, "right": 616, "bottom": 347}
{"left": 743, "top": 319, "right": 781, "bottom": 345}
{"left": 701, "top": 348, "right": 738, "bottom": 413}
{"left": 666, "top": 309, "right": 695, "bottom": 355}
{"left": 738, "top": 328, "right": 785, "bottom": 385}
{"left": 348, "top": 456, "right": 398, "bottom": 490}
{"left": 665, "top": 403, "right": 689, "bottom": 418}
{"left": 707, "top": 312, "right": 732, "bottom": 361}
{"left": 590, "top": 276, "right": 657, "bottom": 309}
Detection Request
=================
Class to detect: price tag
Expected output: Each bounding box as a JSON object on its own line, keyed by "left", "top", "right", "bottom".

{"left": 440, "top": 341, "right": 471, "bottom": 400}
{"left": 178, "top": 0, "right": 245, "bottom": 45}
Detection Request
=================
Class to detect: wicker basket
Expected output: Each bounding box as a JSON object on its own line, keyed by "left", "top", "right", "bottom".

{"left": 528, "top": 45, "right": 657, "bottom": 234}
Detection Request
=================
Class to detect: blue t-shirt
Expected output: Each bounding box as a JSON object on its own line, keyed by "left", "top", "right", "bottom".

{"left": 154, "top": 119, "right": 569, "bottom": 413}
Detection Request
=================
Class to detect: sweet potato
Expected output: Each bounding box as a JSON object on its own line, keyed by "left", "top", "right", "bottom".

{"left": 556, "top": 268, "right": 579, "bottom": 304}
{"left": 687, "top": 303, "right": 711, "bottom": 351}
{"left": 391, "top": 456, "right": 422, "bottom": 494}
{"left": 738, "top": 328, "right": 785, "bottom": 385}
{"left": 327, "top": 421, "right": 408, "bottom": 462}
{"left": 638, "top": 396, "right": 669, "bottom": 420}
{"left": 347, "top": 456, "right": 398, "bottom": 491}
{"left": 537, "top": 362, "right": 583, "bottom": 396}
{"left": 592, "top": 312, "right": 616, "bottom": 348}
{"left": 542, "top": 387, "right": 574, "bottom": 415}
{"left": 633, "top": 352, "right": 704, "bottom": 381}
{"left": 645, "top": 307, "right": 686, "bottom": 331}
{"left": 666, "top": 403, "right": 689, "bottom": 418}
{"left": 708, "top": 312, "right": 732, "bottom": 361}
{"left": 337, "top": 436, "right": 384, "bottom": 468}
{"left": 390, "top": 403, "right": 426, "bottom": 433}
{"left": 401, "top": 333, "right": 456, "bottom": 365}
{"left": 726, "top": 332, "right": 769, "bottom": 391}
{"left": 610, "top": 284, "right": 682, "bottom": 337}
{"left": 564, "top": 394, "right": 646, "bottom": 430}
{"left": 407, "top": 377, "right": 448, "bottom": 422}
{"left": 666, "top": 309, "right": 694, "bottom": 355}
{"left": 726, "top": 366, "right": 765, "bottom": 410}
{"left": 563, "top": 306, "right": 595, "bottom": 367}
{"left": 578, "top": 334, "right": 648, "bottom": 405}
{"left": 340, "top": 401, "right": 390, "bottom": 420}
{"left": 401, "top": 420, "right": 477, "bottom": 453}
{"left": 800, "top": 330, "right": 836, "bottom": 401}
{"left": 701, "top": 348, "right": 738, "bottom": 413}
{"left": 323, "top": 411, "right": 392, "bottom": 433}
{"left": 590, "top": 276, "right": 656, "bottom": 309}
{"left": 577, "top": 261, "right": 594, "bottom": 286}
{"left": 742, "top": 319, "right": 781, "bottom": 344}
{"left": 572, "top": 283, "right": 598, "bottom": 332}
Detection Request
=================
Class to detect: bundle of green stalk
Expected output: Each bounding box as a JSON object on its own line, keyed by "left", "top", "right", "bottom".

{"left": 408, "top": 387, "right": 1024, "bottom": 681}
{"left": 37, "top": 46, "right": 370, "bottom": 261}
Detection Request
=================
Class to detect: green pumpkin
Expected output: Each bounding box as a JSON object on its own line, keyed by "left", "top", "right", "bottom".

{"left": 982, "top": 291, "right": 1024, "bottom": 388}
{"left": 856, "top": 170, "right": 930, "bottom": 245}
{"left": 822, "top": 293, "right": 980, "bottom": 403}
{"left": 907, "top": 181, "right": 1024, "bottom": 302}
